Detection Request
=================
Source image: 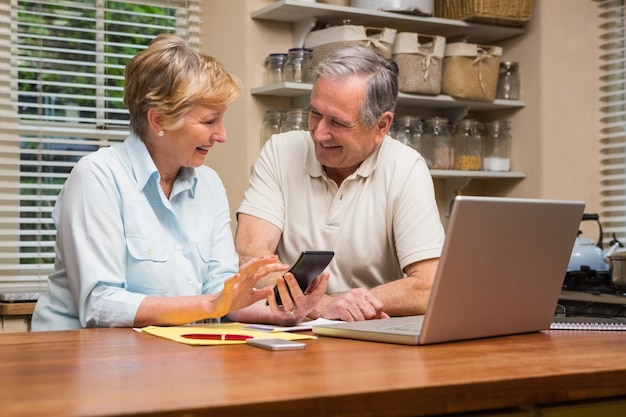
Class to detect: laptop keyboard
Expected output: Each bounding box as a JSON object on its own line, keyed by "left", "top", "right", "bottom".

{"left": 377, "top": 316, "right": 425, "bottom": 332}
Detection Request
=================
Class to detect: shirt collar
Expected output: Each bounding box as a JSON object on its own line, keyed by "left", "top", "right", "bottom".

{"left": 125, "top": 133, "right": 198, "bottom": 196}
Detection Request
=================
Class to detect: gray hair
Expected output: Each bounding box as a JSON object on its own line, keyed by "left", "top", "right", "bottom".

{"left": 313, "top": 45, "right": 398, "bottom": 128}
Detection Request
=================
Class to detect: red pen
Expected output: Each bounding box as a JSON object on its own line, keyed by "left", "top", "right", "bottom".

{"left": 181, "top": 333, "right": 252, "bottom": 341}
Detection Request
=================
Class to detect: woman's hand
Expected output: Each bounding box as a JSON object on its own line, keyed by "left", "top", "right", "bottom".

{"left": 210, "top": 255, "right": 288, "bottom": 317}
{"left": 266, "top": 272, "right": 330, "bottom": 326}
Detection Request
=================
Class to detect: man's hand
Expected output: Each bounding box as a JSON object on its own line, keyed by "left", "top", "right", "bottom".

{"left": 309, "top": 288, "right": 389, "bottom": 322}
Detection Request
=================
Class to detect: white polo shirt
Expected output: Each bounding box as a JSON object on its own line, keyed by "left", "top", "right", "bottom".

{"left": 238, "top": 131, "right": 445, "bottom": 293}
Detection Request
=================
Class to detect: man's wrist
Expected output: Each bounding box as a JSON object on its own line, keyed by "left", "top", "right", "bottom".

{"left": 308, "top": 294, "right": 332, "bottom": 319}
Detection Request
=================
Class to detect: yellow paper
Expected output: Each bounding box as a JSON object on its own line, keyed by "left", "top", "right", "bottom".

{"left": 142, "top": 322, "right": 316, "bottom": 346}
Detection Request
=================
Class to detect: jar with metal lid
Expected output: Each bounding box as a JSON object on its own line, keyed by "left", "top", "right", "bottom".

{"left": 482, "top": 120, "right": 512, "bottom": 171}
{"left": 393, "top": 115, "right": 422, "bottom": 153}
{"left": 284, "top": 48, "right": 313, "bottom": 83}
{"left": 264, "top": 53, "right": 288, "bottom": 85}
{"left": 496, "top": 61, "right": 520, "bottom": 100}
{"left": 261, "top": 110, "right": 285, "bottom": 145}
{"left": 422, "top": 116, "right": 451, "bottom": 169}
{"left": 452, "top": 119, "right": 481, "bottom": 170}
{"left": 279, "top": 109, "right": 308, "bottom": 133}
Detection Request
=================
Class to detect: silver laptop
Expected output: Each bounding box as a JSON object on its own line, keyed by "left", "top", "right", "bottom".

{"left": 313, "top": 196, "right": 585, "bottom": 345}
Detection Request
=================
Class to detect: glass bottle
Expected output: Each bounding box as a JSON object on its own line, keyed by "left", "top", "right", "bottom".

{"left": 284, "top": 48, "right": 313, "bottom": 83}
{"left": 482, "top": 120, "right": 512, "bottom": 172}
{"left": 423, "top": 116, "right": 451, "bottom": 169}
{"left": 393, "top": 115, "right": 422, "bottom": 154}
{"left": 279, "top": 109, "right": 308, "bottom": 133}
{"left": 264, "top": 53, "right": 288, "bottom": 85}
{"left": 261, "top": 110, "right": 284, "bottom": 145}
{"left": 409, "top": 118, "right": 423, "bottom": 154}
{"left": 452, "top": 119, "right": 482, "bottom": 171}
{"left": 496, "top": 61, "right": 520, "bottom": 100}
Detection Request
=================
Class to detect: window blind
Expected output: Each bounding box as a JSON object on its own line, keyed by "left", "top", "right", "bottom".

{"left": 0, "top": 0, "right": 199, "bottom": 293}
{"left": 599, "top": 0, "right": 626, "bottom": 245}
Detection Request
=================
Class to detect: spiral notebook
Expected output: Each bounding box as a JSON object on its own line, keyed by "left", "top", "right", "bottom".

{"left": 550, "top": 316, "right": 626, "bottom": 331}
{"left": 313, "top": 196, "right": 585, "bottom": 345}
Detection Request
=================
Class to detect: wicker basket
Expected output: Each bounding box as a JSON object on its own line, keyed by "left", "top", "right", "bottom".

{"left": 441, "top": 42, "right": 502, "bottom": 101}
{"left": 434, "top": 0, "right": 535, "bottom": 27}
{"left": 305, "top": 25, "right": 396, "bottom": 69}
{"left": 392, "top": 32, "right": 445, "bottom": 95}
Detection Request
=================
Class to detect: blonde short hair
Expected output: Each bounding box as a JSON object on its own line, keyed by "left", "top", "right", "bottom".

{"left": 123, "top": 34, "right": 242, "bottom": 138}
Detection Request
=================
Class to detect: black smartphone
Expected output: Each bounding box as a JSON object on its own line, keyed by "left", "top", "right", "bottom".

{"left": 273, "top": 250, "right": 334, "bottom": 306}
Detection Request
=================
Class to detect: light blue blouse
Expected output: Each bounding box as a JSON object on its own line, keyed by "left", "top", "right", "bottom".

{"left": 31, "top": 133, "right": 237, "bottom": 330}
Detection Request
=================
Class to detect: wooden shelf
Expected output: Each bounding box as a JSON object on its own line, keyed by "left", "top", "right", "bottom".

{"left": 251, "top": 0, "right": 525, "bottom": 44}
{"left": 430, "top": 170, "right": 525, "bottom": 179}
{"left": 251, "top": 83, "right": 525, "bottom": 111}
{"left": 432, "top": 171, "right": 526, "bottom": 216}
{"left": 251, "top": 82, "right": 313, "bottom": 97}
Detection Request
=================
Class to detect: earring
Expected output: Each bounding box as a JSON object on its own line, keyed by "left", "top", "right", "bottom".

{"left": 158, "top": 130, "right": 164, "bottom": 137}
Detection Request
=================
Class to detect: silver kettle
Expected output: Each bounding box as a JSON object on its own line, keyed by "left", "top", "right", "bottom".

{"left": 567, "top": 213, "right": 621, "bottom": 273}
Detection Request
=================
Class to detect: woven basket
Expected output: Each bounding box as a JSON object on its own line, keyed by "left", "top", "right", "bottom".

{"left": 305, "top": 25, "right": 396, "bottom": 68}
{"left": 441, "top": 42, "right": 502, "bottom": 101}
{"left": 392, "top": 32, "right": 445, "bottom": 95}
{"left": 434, "top": 0, "right": 535, "bottom": 27}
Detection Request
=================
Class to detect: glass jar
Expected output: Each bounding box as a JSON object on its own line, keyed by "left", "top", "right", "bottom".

{"left": 264, "top": 53, "right": 288, "bottom": 85}
{"left": 393, "top": 115, "right": 422, "bottom": 154}
{"left": 423, "top": 116, "right": 451, "bottom": 169}
{"left": 482, "top": 120, "right": 512, "bottom": 172}
{"left": 284, "top": 48, "right": 313, "bottom": 83}
{"left": 496, "top": 61, "right": 520, "bottom": 100}
{"left": 452, "top": 119, "right": 482, "bottom": 171}
{"left": 279, "top": 109, "right": 308, "bottom": 133}
{"left": 261, "top": 109, "right": 284, "bottom": 145}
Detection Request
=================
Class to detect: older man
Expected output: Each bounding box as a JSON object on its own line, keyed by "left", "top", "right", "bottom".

{"left": 230, "top": 45, "right": 445, "bottom": 326}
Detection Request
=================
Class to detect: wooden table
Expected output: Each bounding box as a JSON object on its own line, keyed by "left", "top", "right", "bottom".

{"left": 1, "top": 328, "right": 626, "bottom": 417}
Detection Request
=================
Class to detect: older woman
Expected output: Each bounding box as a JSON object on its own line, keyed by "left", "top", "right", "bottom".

{"left": 31, "top": 34, "right": 289, "bottom": 330}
